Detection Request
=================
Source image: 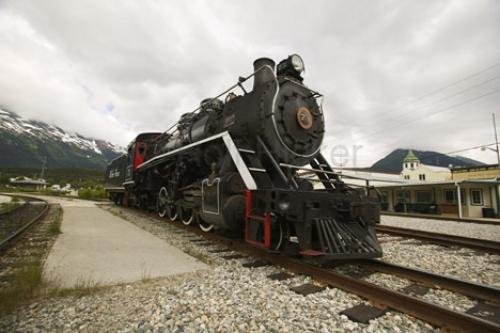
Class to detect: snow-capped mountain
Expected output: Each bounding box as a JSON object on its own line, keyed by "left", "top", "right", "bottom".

{"left": 0, "top": 108, "right": 125, "bottom": 170}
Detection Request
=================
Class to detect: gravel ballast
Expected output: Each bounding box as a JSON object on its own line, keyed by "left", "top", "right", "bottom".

{"left": 380, "top": 238, "right": 500, "bottom": 287}
{"left": 0, "top": 205, "right": 441, "bottom": 332}
{"left": 381, "top": 215, "right": 500, "bottom": 241}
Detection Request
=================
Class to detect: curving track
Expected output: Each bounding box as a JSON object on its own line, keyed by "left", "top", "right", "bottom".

{"left": 0, "top": 195, "right": 49, "bottom": 252}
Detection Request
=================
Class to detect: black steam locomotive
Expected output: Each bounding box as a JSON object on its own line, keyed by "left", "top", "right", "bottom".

{"left": 105, "top": 54, "right": 382, "bottom": 260}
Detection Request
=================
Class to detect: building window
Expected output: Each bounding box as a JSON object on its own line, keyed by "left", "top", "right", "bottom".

{"left": 380, "top": 191, "right": 388, "bottom": 203}
{"left": 470, "top": 189, "right": 483, "bottom": 206}
{"left": 443, "top": 189, "right": 466, "bottom": 205}
{"left": 403, "top": 175, "right": 410, "bottom": 180}
{"left": 410, "top": 163, "right": 414, "bottom": 168}
{"left": 396, "top": 190, "right": 410, "bottom": 203}
{"left": 405, "top": 163, "right": 408, "bottom": 169}
{"left": 416, "top": 190, "right": 433, "bottom": 203}
{"left": 418, "top": 174, "right": 426, "bottom": 181}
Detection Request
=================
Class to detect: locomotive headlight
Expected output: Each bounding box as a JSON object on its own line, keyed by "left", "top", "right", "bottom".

{"left": 277, "top": 53, "right": 305, "bottom": 78}
{"left": 290, "top": 54, "right": 305, "bottom": 73}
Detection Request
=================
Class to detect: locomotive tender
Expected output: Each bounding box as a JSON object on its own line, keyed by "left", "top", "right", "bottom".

{"left": 105, "top": 54, "right": 382, "bottom": 260}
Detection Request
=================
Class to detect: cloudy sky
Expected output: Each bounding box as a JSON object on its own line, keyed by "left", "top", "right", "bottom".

{"left": 1, "top": 0, "right": 499, "bottom": 167}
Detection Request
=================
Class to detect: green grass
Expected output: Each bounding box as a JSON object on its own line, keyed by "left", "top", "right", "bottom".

{"left": 141, "top": 267, "right": 152, "bottom": 283}
{"left": 47, "top": 209, "right": 62, "bottom": 236}
{"left": 0, "top": 262, "right": 42, "bottom": 314}
{"left": 47, "top": 278, "right": 102, "bottom": 298}
{"left": 78, "top": 186, "right": 107, "bottom": 200}
{"left": 40, "top": 189, "right": 69, "bottom": 197}
{"left": 0, "top": 206, "right": 62, "bottom": 314}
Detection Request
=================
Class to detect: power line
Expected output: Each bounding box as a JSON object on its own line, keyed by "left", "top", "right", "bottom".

{"left": 332, "top": 75, "right": 500, "bottom": 141}
{"left": 373, "top": 113, "right": 497, "bottom": 153}
{"left": 367, "top": 75, "right": 500, "bottom": 126}
{"left": 332, "top": 61, "right": 500, "bottom": 134}
{"left": 434, "top": 142, "right": 495, "bottom": 155}
{"left": 368, "top": 61, "right": 500, "bottom": 119}
{"left": 350, "top": 87, "right": 500, "bottom": 143}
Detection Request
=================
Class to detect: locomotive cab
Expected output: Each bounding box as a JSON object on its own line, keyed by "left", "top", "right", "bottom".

{"left": 124, "top": 132, "right": 162, "bottom": 186}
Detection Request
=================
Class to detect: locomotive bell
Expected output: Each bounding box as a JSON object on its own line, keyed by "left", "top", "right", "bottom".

{"left": 253, "top": 57, "right": 275, "bottom": 90}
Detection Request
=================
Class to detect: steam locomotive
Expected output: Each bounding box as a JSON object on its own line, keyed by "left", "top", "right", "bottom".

{"left": 105, "top": 54, "right": 382, "bottom": 260}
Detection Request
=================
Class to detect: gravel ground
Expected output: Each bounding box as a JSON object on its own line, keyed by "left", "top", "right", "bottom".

{"left": 381, "top": 215, "right": 500, "bottom": 241}
{"left": 0, "top": 205, "right": 439, "bottom": 332}
{"left": 0, "top": 266, "right": 437, "bottom": 333}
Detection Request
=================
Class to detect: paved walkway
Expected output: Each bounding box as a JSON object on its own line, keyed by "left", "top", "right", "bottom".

{"left": 42, "top": 197, "right": 208, "bottom": 288}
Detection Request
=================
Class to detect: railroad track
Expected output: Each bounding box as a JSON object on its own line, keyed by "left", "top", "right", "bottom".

{"left": 376, "top": 224, "right": 500, "bottom": 254}
{"left": 109, "top": 206, "right": 500, "bottom": 333}
{"left": 344, "top": 259, "right": 500, "bottom": 304}
{"left": 0, "top": 194, "right": 49, "bottom": 252}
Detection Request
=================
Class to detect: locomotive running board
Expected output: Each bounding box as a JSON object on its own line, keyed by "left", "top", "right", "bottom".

{"left": 136, "top": 131, "right": 258, "bottom": 190}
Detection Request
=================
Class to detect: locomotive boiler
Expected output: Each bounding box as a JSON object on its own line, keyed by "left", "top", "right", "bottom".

{"left": 105, "top": 54, "right": 382, "bottom": 260}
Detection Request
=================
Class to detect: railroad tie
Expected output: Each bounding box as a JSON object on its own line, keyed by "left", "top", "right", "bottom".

{"left": 290, "top": 283, "right": 325, "bottom": 296}
{"left": 340, "top": 304, "right": 388, "bottom": 324}
{"left": 399, "top": 284, "right": 430, "bottom": 297}
{"left": 241, "top": 260, "right": 271, "bottom": 268}
{"left": 466, "top": 302, "right": 500, "bottom": 325}
{"left": 267, "top": 272, "right": 293, "bottom": 281}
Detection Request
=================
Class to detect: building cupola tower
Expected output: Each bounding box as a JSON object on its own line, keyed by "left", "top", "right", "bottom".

{"left": 403, "top": 149, "right": 420, "bottom": 170}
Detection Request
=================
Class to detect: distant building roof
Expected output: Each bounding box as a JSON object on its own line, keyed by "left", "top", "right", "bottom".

{"left": 422, "top": 164, "right": 451, "bottom": 172}
{"left": 403, "top": 150, "right": 419, "bottom": 162}
{"left": 451, "top": 163, "right": 499, "bottom": 172}
{"left": 9, "top": 177, "right": 46, "bottom": 185}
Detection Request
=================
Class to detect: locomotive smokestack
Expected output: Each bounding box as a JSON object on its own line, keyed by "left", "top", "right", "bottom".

{"left": 253, "top": 57, "right": 275, "bottom": 91}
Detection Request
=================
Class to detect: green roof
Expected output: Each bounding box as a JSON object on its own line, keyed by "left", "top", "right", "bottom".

{"left": 403, "top": 149, "right": 419, "bottom": 162}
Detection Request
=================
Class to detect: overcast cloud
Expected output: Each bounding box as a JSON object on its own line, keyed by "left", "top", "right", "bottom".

{"left": 1, "top": 0, "right": 499, "bottom": 166}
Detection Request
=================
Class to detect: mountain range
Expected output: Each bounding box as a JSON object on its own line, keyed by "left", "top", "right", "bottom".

{"left": 370, "top": 148, "right": 485, "bottom": 173}
{"left": 0, "top": 108, "right": 124, "bottom": 170}
{"left": 0, "top": 107, "right": 486, "bottom": 173}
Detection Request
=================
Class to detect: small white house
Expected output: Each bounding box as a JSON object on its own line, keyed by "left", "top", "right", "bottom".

{"left": 9, "top": 176, "right": 46, "bottom": 190}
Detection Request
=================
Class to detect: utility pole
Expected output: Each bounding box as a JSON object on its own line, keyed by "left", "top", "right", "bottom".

{"left": 493, "top": 113, "right": 500, "bottom": 168}
{"left": 40, "top": 156, "right": 47, "bottom": 180}
{"left": 493, "top": 114, "right": 500, "bottom": 217}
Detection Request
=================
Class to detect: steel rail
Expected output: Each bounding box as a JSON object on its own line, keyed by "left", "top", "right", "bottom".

{"left": 352, "top": 259, "right": 500, "bottom": 304}
{"left": 376, "top": 225, "right": 500, "bottom": 254}
{"left": 154, "top": 217, "right": 500, "bottom": 333}
{"left": 0, "top": 195, "right": 49, "bottom": 252}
